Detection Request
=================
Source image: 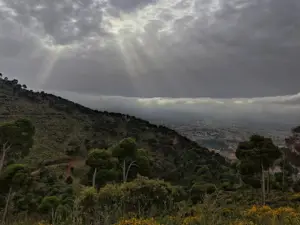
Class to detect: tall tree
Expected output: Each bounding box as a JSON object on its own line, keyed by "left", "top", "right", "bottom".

{"left": 111, "top": 138, "right": 151, "bottom": 182}
{"left": 111, "top": 138, "right": 138, "bottom": 182}
{"left": 111, "top": 137, "right": 137, "bottom": 160}
{"left": 236, "top": 134, "right": 281, "bottom": 205}
{"left": 0, "top": 119, "right": 35, "bottom": 173}
{"left": 0, "top": 164, "right": 32, "bottom": 223}
{"left": 135, "top": 148, "right": 151, "bottom": 177}
{"left": 86, "top": 149, "right": 119, "bottom": 188}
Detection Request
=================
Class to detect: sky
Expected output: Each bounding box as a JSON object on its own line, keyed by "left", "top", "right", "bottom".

{"left": 0, "top": 0, "right": 300, "bottom": 124}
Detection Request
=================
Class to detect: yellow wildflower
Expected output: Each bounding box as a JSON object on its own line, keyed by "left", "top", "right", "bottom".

{"left": 246, "top": 205, "right": 300, "bottom": 220}
{"left": 115, "top": 217, "right": 160, "bottom": 225}
{"left": 182, "top": 216, "right": 201, "bottom": 225}
{"left": 230, "top": 220, "right": 256, "bottom": 225}
{"left": 273, "top": 207, "right": 299, "bottom": 217}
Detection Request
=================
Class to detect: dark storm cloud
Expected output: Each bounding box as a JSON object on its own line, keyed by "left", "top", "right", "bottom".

{"left": 0, "top": 0, "right": 300, "bottom": 100}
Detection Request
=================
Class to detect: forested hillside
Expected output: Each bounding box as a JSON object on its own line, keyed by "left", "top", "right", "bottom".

{"left": 0, "top": 75, "right": 233, "bottom": 185}
{"left": 1, "top": 75, "right": 300, "bottom": 225}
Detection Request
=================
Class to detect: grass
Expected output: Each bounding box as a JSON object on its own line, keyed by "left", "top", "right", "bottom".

{"left": 5, "top": 203, "right": 300, "bottom": 225}
{"left": 2, "top": 191, "right": 300, "bottom": 225}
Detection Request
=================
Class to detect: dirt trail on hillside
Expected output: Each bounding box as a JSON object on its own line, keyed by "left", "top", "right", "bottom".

{"left": 30, "top": 158, "right": 86, "bottom": 176}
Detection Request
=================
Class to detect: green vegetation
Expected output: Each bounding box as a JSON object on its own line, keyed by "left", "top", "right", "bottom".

{"left": 236, "top": 135, "right": 282, "bottom": 205}
{"left": 1, "top": 75, "right": 300, "bottom": 225}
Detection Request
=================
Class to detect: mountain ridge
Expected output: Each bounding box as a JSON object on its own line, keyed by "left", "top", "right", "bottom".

{"left": 0, "top": 75, "right": 232, "bottom": 186}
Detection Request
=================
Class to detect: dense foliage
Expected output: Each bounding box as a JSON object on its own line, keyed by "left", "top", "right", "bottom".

{"left": 1, "top": 75, "right": 300, "bottom": 225}
{"left": 0, "top": 76, "right": 231, "bottom": 187}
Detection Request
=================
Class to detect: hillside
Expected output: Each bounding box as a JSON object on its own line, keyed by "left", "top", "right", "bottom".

{"left": 3, "top": 76, "right": 300, "bottom": 225}
{"left": 166, "top": 120, "right": 290, "bottom": 159}
{"left": 0, "top": 76, "right": 232, "bottom": 186}
{"left": 101, "top": 107, "right": 291, "bottom": 160}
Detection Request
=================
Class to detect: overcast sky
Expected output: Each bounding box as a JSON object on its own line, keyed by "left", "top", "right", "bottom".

{"left": 0, "top": 0, "right": 300, "bottom": 123}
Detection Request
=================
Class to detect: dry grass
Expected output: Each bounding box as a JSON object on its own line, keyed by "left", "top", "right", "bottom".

{"left": 5, "top": 198, "right": 300, "bottom": 225}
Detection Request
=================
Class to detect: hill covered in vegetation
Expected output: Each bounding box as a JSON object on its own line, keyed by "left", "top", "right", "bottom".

{"left": 1, "top": 74, "right": 300, "bottom": 225}
{"left": 0, "top": 75, "right": 233, "bottom": 185}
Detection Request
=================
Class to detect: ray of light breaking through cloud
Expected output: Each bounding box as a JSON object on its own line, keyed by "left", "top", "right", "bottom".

{"left": 0, "top": 0, "right": 300, "bottom": 103}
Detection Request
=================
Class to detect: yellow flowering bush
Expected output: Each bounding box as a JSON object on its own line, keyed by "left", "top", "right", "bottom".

{"left": 246, "top": 205, "right": 299, "bottom": 218}
{"left": 244, "top": 205, "right": 300, "bottom": 225}
{"left": 182, "top": 216, "right": 201, "bottom": 225}
{"left": 115, "top": 217, "right": 160, "bottom": 225}
{"left": 246, "top": 205, "right": 273, "bottom": 217}
{"left": 230, "top": 220, "right": 256, "bottom": 225}
{"left": 273, "top": 207, "right": 299, "bottom": 217}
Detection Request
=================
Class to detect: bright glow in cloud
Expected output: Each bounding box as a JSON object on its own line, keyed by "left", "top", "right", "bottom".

{"left": 0, "top": 0, "right": 300, "bottom": 101}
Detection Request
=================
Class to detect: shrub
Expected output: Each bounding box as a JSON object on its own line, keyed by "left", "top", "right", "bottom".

{"left": 79, "top": 187, "right": 98, "bottom": 211}
{"left": 190, "top": 183, "right": 216, "bottom": 203}
{"left": 38, "top": 196, "right": 61, "bottom": 213}
{"left": 114, "top": 217, "right": 160, "bottom": 225}
{"left": 98, "top": 176, "right": 178, "bottom": 214}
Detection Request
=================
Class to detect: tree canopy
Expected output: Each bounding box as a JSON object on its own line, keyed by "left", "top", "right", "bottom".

{"left": 236, "top": 134, "right": 281, "bottom": 170}
{"left": 0, "top": 119, "right": 35, "bottom": 172}
{"left": 0, "top": 119, "right": 35, "bottom": 159}
{"left": 235, "top": 134, "right": 281, "bottom": 204}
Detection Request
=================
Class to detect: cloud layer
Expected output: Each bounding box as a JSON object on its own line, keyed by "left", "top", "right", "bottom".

{"left": 45, "top": 90, "right": 300, "bottom": 127}
{"left": 1, "top": 0, "right": 300, "bottom": 127}
{"left": 1, "top": 0, "right": 300, "bottom": 99}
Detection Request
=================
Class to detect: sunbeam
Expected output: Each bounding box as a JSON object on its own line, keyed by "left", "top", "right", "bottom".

{"left": 100, "top": 0, "right": 201, "bottom": 78}
{"left": 0, "top": 0, "right": 299, "bottom": 98}
{"left": 36, "top": 49, "right": 62, "bottom": 86}
{"left": 0, "top": 0, "right": 79, "bottom": 84}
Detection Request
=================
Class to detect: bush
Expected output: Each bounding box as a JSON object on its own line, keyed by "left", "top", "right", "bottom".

{"left": 111, "top": 138, "right": 137, "bottom": 159}
{"left": 115, "top": 218, "right": 160, "bottom": 225}
{"left": 98, "top": 176, "right": 178, "bottom": 214}
{"left": 190, "top": 183, "right": 216, "bottom": 203}
{"left": 79, "top": 187, "right": 98, "bottom": 211}
{"left": 0, "top": 164, "right": 31, "bottom": 193}
{"left": 38, "top": 196, "right": 61, "bottom": 213}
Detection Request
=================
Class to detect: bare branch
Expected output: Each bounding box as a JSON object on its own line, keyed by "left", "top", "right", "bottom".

{"left": 92, "top": 168, "right": 97, "bottom": 188}
{"left": 2, "top": 141, "right": 11, "bottom": 153}
{"left": 122, "top": 159, "right": 138, "bottom": 183}
{"left": 0, "top": 142, "right": 12, "bottom": 174}
{"left": 1, "top": 187, "right": 14, "bottom": 224}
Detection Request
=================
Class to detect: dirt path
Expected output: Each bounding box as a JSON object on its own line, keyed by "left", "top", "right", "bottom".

{"left": 30, "top": 158, "right": 86, "bottom": 176}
